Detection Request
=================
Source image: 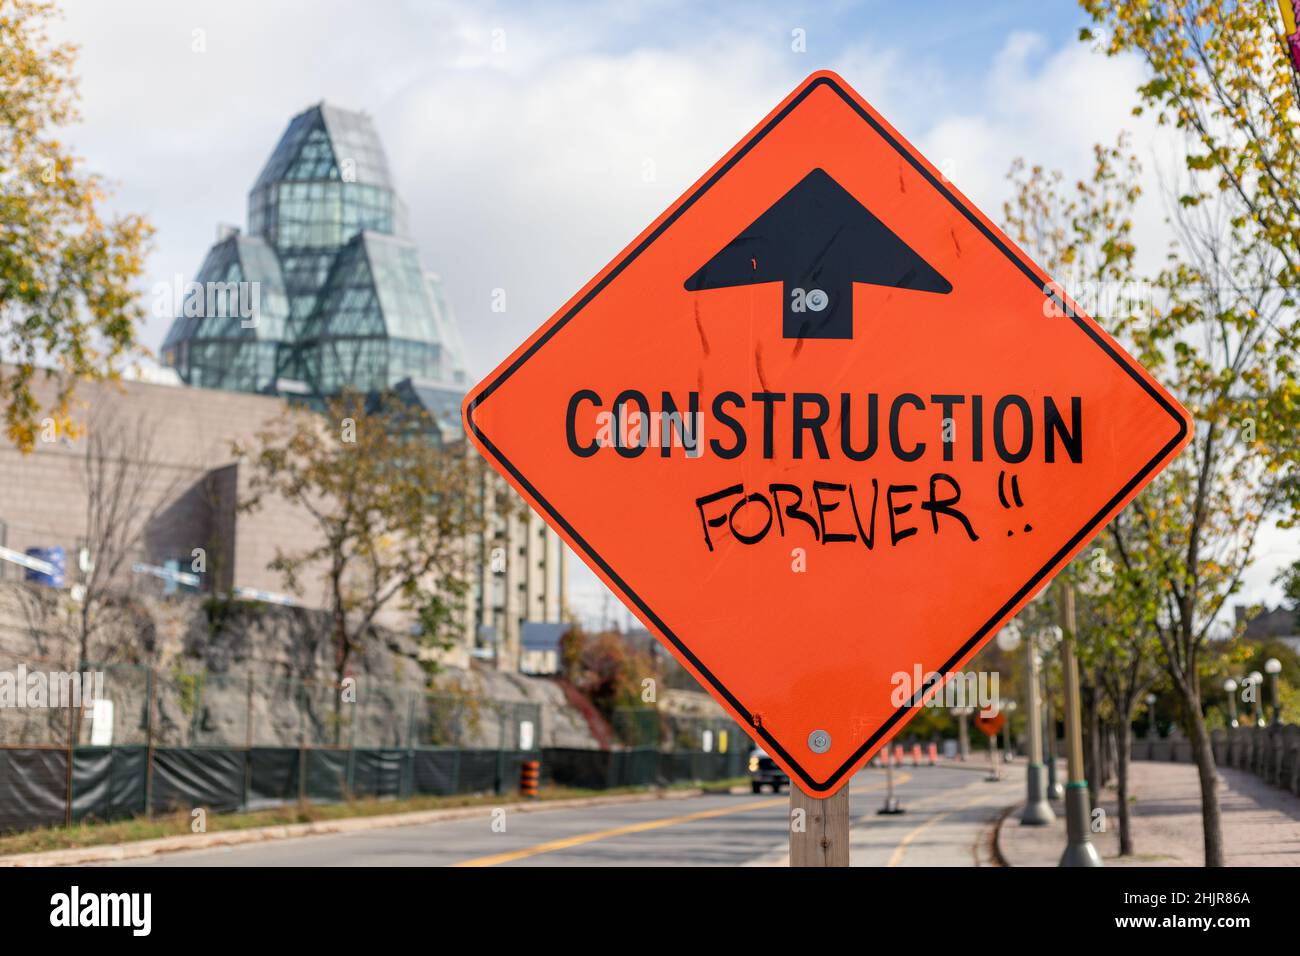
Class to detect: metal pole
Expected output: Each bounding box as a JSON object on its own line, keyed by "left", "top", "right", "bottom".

{"left": 956, "top": 708, "right": 970, "bottom": 761}
{"left": 986, "top": 728, "right": 1000, "bottom": 781}
{"left": 1044, "top": 662, "right": 1063, "bottom": 800}
{"left": 64, "top": 696, "right": 75, "bottom": 827}
{"left": 297, "top": 678, "right": 307, "bottom": 804}
{"left": 1021, "top": 630, "right": 1054, "bottom": 825}
{"left": 878, "top": 748, "right": 904, "bottom": 814}
{"left": 790, "top": 783, "right": 850, "bottom": 866}
{"left": 144, "top": 665, "right": 156, "bottom": 819}
{"left": 1058, "top": 583, "right": 1102, "bottom": 867}
{"left": 243, "top": 671, "right": 254, "bottom": 812}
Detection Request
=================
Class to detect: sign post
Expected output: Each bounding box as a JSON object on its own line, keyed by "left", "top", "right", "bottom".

{"left": 790, "top": 785, "right": 850, "bottom": 867}
{"left": 463, "top": 71, "right": 1191, "bottom": 865}
{"left": 877, "top": 747, "right": 904, "bottom": 815}
{"left": 975, "top": 712, "right": 1005, "bottom": 782}
{"left": 1058, "top": 583, "right": 1103, "bottom": 866}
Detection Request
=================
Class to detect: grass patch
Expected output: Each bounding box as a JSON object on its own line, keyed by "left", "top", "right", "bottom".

{"left": 0, "top": 777, "right": 747, "bottom": 857}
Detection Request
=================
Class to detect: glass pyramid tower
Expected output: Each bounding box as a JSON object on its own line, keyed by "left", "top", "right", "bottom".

{"left": 162, "top": 103, "right": 468, "bottom": 401}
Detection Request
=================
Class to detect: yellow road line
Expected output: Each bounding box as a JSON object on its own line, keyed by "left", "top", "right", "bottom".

{"left": 887, "top": 811, "right": 949, "bottom": 867}
{"left": 452, "top": 796, "right": 785, "bottom": 867}
{"left": 886, "top": 785, "right": 991, "bottom": 867}
{"left": 455, "top": 767, "right": 919, "bottom": 867}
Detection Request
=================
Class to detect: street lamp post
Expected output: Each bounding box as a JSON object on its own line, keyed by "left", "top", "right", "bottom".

{"left": 1249, "top": 671, "right": 1265, "bottom": 727}
{"left": 1057, "top": 582, "right": 1102, "bottom": 867}
{"left": 1040, "top": 631, "right": 1063, "bottom": 801}
{"left": 1265, "top": 658, "right": 1283, "bottom": 726}
{"left": 1224, "top": 678, "right": 1239, "bottom": 728}
{"left": 986, "top": 713, "right": 1001, "bottom": 782}
{"left": 1021, "top": 628, "right": 1055, "bottom": 825}
{"left": 995, "top": 625, "right": 1021, "bottom": 764}
{"left": 1003, "top": 699, "right": 1018, "bottom": 761}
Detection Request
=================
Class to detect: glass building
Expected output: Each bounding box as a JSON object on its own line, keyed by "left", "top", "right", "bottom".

{"left": 162, "top": 103, "right": 468, "bottom": 404}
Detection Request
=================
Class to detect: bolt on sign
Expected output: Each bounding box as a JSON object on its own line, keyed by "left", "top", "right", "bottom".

{"left": 463, "top": 71, "right": 1191, "bottom": 797}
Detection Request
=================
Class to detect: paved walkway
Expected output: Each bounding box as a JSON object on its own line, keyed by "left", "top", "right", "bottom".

{"left": 999, "top": 759, "right": 1300, "bottom": 866}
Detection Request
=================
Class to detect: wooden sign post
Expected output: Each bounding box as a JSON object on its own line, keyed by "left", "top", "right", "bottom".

{"left": 790, "top": 784, "right": 850, "bottom": 867}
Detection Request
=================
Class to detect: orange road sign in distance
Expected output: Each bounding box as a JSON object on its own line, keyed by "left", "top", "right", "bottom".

{"left": 974, "top": 713, "right": 1006, "bottom": 738}
{"left": 463, "top": 71, "right": 1191, "bottom": 797}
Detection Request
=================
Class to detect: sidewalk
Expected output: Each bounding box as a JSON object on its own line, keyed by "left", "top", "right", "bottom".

{"left": 998, "top": 760, "right": 1300, "bottom": 866}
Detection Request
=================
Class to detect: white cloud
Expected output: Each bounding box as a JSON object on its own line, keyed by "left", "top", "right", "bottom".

{"left": 921, "top": 30, "right": 1176, "bottom": 275}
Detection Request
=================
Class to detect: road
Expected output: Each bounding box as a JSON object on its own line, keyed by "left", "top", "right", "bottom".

{"left": 100, "top": 761, "right": 1025, "bottom": 867}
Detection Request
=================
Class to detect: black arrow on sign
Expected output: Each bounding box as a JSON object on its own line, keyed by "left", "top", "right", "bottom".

{"left": 683, "top": 167, "right": 952, "bottom": 339}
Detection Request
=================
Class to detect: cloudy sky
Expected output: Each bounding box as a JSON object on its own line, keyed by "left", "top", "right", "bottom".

{"left": 50, "top": 0, "right": 1297, "bottom": 628}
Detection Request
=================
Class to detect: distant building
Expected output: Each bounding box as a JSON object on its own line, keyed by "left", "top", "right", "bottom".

{"left": 0, "top": 104, "right": 568, "bottom": 671}
{"left": 160, "top": 103, "right": 468, "bottom": 401}
{"left": 519, "top": 622, "right": 569, "bottom": 675}
{"left": 1235, "top": 604, "right": 1300, "bottom": 654}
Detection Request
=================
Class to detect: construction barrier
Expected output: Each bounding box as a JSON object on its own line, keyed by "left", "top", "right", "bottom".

{"left": 520, "top": 759, "right": 540, "bottom": 798}
{"left": 0, "top": 744, "right": 748, "bottom": 835}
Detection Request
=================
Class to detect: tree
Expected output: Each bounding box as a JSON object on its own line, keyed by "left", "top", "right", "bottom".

{"left": 1070, "top": 529, "right": 1165, "bottom": 856}
{"left": 0, "top": 0, "right": 152, "bottom": 452}
{"left": 1079, "top": 0, "right": 1300, "bottom": 867}
{"left": 560, "top": 626, "right": 658, "bottom": 728}
{"left": 1004, "top": 134, "right": 1148, "bottom": 840}
{"left": 1277, "top": 558, "right": 1300, "bottom": 622}
{"left": 1080, "top": 1, "right": 1300, "bottom": 311}
{"left": 235, "top": 392, "right": 488, "bottom": 718}
{"left": 76, "top": 403, "right": 183, "bottom": 665}
{"left": 1005, "top": 118, "right": 1300, "bottom": 864}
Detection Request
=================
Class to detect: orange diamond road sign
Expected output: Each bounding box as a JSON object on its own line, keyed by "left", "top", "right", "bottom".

{"left": 463, "top": 71, "right": 1191, "bottom": 797}
{"left": 974, "top": 713, "right": 1006, "bottom": 738}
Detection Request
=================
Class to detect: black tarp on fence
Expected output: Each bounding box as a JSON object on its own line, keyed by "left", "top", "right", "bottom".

{"left": 542, "top": 747, "right": 747, "bottom": 789}
{"left": 0, "top": 744, "right": 745, "bottom": 834}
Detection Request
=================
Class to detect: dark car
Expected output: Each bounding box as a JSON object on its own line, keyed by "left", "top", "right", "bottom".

{"left": 748, "top": 748, "right": 788, "bottom": 793}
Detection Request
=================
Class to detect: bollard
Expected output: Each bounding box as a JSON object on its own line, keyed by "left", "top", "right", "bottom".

{"left": 520, "top": 759, "right": 540, "bottom": 798}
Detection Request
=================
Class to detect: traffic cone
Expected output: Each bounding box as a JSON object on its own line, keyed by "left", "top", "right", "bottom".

{"left": 519, "top": 759, "right": 540, "bottom": 798}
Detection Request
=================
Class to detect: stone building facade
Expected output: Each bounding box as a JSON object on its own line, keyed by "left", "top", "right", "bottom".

{"left": 0, "top": 369, "right": 567, "bottom": 670}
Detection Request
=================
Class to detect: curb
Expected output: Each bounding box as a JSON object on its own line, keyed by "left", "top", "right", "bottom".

{"left": 991, "top": 802, "right": 1020, "bottom": 867}
{"left": 0, "top": 787, "right": 705, "bottom": 867}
